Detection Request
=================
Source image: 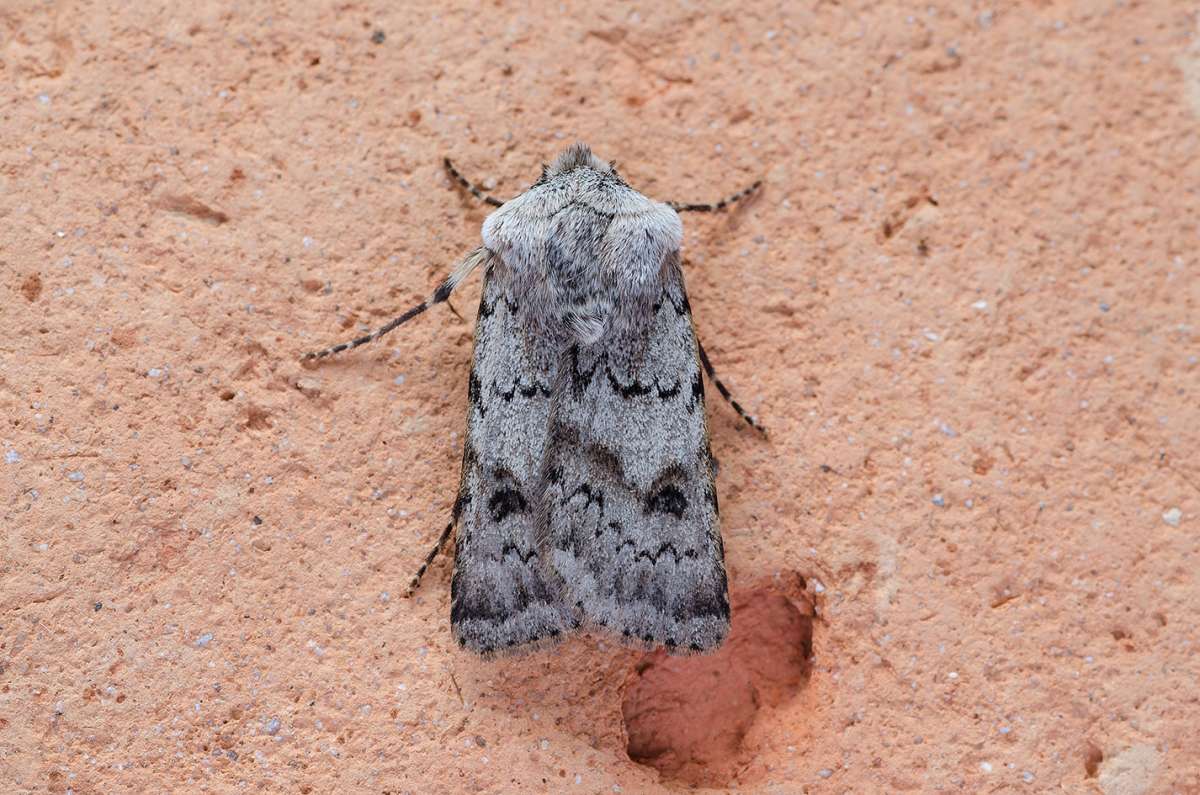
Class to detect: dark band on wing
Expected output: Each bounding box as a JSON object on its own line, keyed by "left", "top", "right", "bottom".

{"left": 646, "top": 483, "right": 688, "bottom": 518}
{"left": 488, "top": 487, "right": 528, "bottom": 523}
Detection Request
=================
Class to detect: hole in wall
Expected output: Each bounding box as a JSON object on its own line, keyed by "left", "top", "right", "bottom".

{"left": 1085, "top": 743, "right": 1104, "bottom": 778}
{"left": 622, "top": 575, "right": 814, "bottom": 788}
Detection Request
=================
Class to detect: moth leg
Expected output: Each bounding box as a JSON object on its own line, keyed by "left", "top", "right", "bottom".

{"left": 697, "top": 340, "right": 767, "bottom": 435}
{"left": 443, "top": 157, "right": 508, "bottom": 207}
{"left": 404, "top": 520, "right": 454, "bottom": 597}
{"left": 668, "top": 180, "right": 762, "bottom": 213}
{"left": 302, "top": 247, "right": 489, "bottom": 361}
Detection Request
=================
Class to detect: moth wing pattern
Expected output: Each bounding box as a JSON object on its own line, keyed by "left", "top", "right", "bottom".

{"left": 544, "top": 255, "right": 730, "bottom": 653}
{"left": 450, "top": 260, "right": 580, "bottom": 655}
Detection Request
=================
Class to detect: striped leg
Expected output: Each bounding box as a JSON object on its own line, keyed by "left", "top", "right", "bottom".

{"left": 444, "top": 157, "right": 507, "bottom": 207}
{"left": 302, "top": 247, "right": 489, "bottom": 361}
{"left": 404, "top": 520, "right": 454, "bottom": 596}
{"left": 668, "top": 180, "right": 762, "bottom": 213}
{"left": 697, "top": 340, "right": 767, "bottom": 435}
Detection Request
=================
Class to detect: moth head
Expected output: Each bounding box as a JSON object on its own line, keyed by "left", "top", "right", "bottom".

{"left": 544, "top": 142, "right": 618, "bottom": 180}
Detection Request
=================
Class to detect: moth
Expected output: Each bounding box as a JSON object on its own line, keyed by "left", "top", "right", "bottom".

{"left": 304, "top": 143, "right": 763, "bottom": 656}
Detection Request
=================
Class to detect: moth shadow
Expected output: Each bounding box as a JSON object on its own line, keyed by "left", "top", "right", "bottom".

{"left": 452, "top": 633, "right": 656, "bottom": 755}
{"left": 682, "top": 195, "right": 762, "bottom": 256}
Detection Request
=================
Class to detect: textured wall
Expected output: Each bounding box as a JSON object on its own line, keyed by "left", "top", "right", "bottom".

{"left": 2, "top": 1, "right": 1198, "bottom": 792}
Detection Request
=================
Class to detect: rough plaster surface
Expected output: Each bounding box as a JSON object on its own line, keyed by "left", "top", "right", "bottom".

{"left": 2, "top": 1, "right": 1199, "bottom": 792}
